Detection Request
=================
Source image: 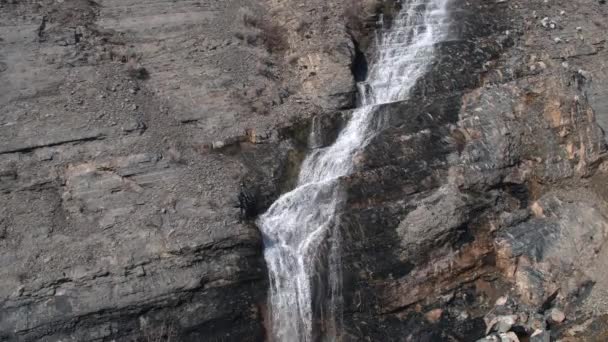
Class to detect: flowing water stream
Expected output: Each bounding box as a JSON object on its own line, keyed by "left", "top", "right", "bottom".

{"left": 258, "top": 1, "right": 450, "bottom": 340}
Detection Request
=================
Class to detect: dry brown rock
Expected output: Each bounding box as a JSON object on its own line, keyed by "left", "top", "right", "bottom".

{"left": 425, "top": 308, "right": 443, "bottom": 323}
{"left": 547, "top": 308, "right": 566, "bottom": 324}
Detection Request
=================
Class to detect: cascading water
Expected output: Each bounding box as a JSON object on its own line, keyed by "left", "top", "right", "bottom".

{"left": 258, "top": 1, "right": 450, "bottom": 340}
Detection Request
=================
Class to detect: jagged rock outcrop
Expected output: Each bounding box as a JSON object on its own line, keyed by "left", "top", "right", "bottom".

{"left": 330, "top": 0, "right": 608, "bottom": 341}
{"left": 1, "top": 0, "right": 608, "bottom": 341}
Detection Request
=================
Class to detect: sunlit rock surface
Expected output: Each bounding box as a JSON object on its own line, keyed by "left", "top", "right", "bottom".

{"left": 0, "top": 0, "right": 607, "bottom": 341}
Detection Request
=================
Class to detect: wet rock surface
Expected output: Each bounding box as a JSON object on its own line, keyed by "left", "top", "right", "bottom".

{"left": 1, "top": 0, "right": 608, "bottom": 341}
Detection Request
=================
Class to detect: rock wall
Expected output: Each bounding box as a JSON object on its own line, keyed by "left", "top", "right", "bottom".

{"left": 0, "top": 0, "right": 274, "bottom": 340}
{"left": 333, "top": 0, "right": 608, "bottom": 341}
{"left": 1, "top": 0, "right": 608, "bottom": 341}
{"left": 0, "top": 0, "right": 360, "bottom": 340}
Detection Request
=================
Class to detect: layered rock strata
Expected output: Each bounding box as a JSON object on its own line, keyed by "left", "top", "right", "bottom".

{"left": 1, "top": 0, "right": 608, "bottom": 341}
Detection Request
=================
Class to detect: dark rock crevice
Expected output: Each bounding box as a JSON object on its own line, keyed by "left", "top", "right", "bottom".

{"left": 350, "top": 38, "right": 368, "bottom": 84}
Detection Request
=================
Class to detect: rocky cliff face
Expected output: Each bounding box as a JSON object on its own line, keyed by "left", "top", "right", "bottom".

{"left": 0, "top": 0, "right": 607, "bottom": 341}
{"left": 335, "top": 0, "right": 608, "bottom": 340}
{"left": 0, "top": 0, "right": 366, "bottom": 340}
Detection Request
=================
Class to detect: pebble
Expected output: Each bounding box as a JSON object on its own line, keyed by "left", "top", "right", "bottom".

{"left": 458, "top": 310, "right": 470, "bottom": 321}
{"left": 499, "top": 332, "right": 520, "bottom": 342}
{"left": 495, "top": 296, "right": 508, "bottom": 306}
{"left": 425, "top": 308, "right": 443, "bottom": 323}
{"left": 541, "top": 17, "right": 549, "bottom": 27}
{"left": 547, "top": 308, "right": 566, "bottom": 324}
{"left": 496, "top": 315, "right": 516, "bottom": 333}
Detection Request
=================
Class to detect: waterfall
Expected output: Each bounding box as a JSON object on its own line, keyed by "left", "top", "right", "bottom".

{"left": 258, "top": 1, "right": 450, "bottom": 340}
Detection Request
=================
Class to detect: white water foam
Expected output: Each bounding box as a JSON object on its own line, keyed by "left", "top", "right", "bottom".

{"left": 258, "top": 1, "right": 450, "bottom": 340}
